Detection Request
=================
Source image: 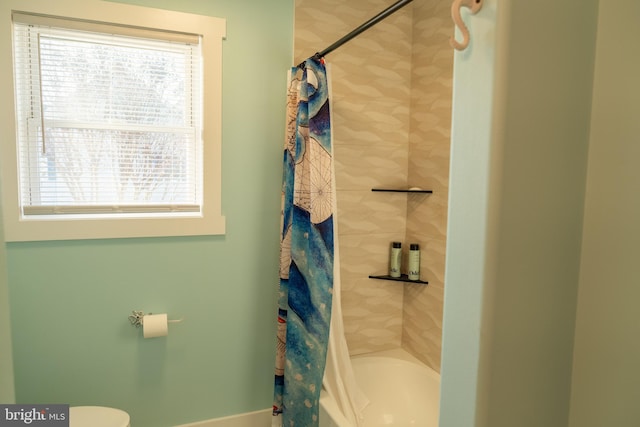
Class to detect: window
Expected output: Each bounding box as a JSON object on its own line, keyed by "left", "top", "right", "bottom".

{"left": 0, "top": 0, "right": 226, "bottom": 241}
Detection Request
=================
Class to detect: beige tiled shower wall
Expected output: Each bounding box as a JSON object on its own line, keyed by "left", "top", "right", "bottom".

{"left": 294, "top": 0, "right": 452, "bottom": 372}
{"left": 402, "top": 0, "right": 453, "bottom": 372}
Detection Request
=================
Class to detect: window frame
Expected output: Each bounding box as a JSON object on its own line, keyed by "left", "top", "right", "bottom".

{"left": 0, "top": 0, "right": 226, "bottom": 241}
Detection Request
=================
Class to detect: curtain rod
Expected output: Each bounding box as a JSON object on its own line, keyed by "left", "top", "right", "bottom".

{"left": 301, "top": 0, "right": 414, "bottom": 65}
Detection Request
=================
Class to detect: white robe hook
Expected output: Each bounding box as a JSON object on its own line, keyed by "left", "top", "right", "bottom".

{"left": 450, "top": 0, "right": 484, "bottom": 51}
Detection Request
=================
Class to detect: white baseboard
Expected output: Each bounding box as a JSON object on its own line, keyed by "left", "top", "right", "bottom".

{"left": 175, "top": 408, "right": 272, "bottom": 427}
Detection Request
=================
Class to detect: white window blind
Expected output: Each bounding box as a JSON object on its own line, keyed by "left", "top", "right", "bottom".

{"left": 12, "top": 16, "right": 203, "bottom": 216}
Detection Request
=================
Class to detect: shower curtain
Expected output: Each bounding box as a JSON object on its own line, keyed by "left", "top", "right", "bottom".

{"left": 272, "top": 57, "right": 368, "bottom": 427}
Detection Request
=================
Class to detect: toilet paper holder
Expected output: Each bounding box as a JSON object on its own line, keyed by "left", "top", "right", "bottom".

{"left": 128, "top": 310, "right": 183, "bottom": 328}
{"left": 128, "top": 310, "right": 145, "bottom": 328}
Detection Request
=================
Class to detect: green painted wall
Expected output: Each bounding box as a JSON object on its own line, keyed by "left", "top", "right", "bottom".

{"left": 441, "top": 1, "right": 598, "bottom": 426}
{"left": 439, "top": 0, "right": 499, "bottom": 425}
{"left": 5, "top": 1, "right": 293, "bottom": 426}
{"left": 0, "top": 180, "right": 15, "bottom": 404}
{"left": 569, "top": 1, "right": 640, "bottom": 426}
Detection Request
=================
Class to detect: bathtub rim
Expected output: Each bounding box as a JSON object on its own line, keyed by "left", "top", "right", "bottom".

{"left": 351, "top": 350, "right": 441, "bottom": 384}
{"left": 351, "top": 347, "right": 436, "bottom": 368}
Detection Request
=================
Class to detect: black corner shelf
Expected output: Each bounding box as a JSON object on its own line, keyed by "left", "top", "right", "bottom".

{"left": 371, "top": 188, "right": 433, "bottom": 193}
{"left": 369, "top": 187, "right": 431, "bottom": 285}
{"left": 369, "top": 274, "right": 428, "bottom": 285}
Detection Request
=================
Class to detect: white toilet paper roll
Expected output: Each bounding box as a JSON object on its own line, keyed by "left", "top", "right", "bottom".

{"left": 143, "top": 313, "right": 168, "bottom": 338}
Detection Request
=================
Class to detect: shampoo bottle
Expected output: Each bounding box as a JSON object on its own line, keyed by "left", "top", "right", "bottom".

{"left": 408, "top": 243, "right": 420, "bottom": 281}
{"left": 389, "top": 242, "right": 402, "bottom": 278}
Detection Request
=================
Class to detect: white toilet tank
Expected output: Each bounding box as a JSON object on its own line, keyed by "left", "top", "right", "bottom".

{"left": 70, "top": 406, "right": 130, "bottom": 427}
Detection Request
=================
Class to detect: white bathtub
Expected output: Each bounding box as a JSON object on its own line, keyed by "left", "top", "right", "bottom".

{"left": 319, "top": 349, "right": 441, "bottom": 427}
